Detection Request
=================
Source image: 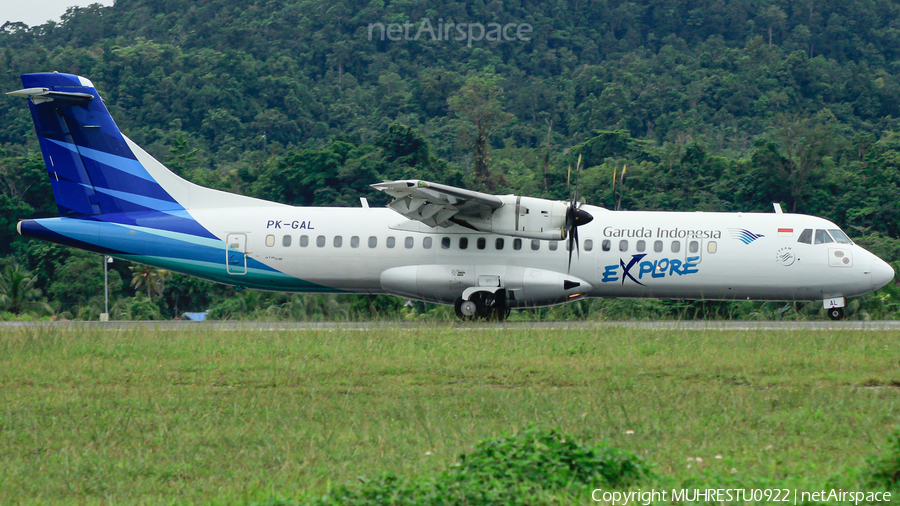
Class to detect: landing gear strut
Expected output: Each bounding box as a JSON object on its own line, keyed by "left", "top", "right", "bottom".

{"left": 828, "top": 307, "right": 844, "bottom": 321}
{"left": 454, "top": 291, "right": 509, "bottom": 321}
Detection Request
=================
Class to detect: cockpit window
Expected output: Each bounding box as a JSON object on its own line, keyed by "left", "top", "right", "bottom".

{"left": 828, "top": 229, "right": 853, "bottom": 244}
{"left": 814, "top": 229, "right": 834, "bottom": 244}
{"left": 797, "top": 229, "right": 812, "bottom": 244}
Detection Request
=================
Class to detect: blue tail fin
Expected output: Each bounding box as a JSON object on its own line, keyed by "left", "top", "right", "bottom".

{"left": 11, "top": 73, "right": 184, "bottom": 216}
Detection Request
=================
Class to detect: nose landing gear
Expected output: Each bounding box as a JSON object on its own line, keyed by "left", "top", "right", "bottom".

{"left": 824, "top": 296, "right": 846, "bottom": 321}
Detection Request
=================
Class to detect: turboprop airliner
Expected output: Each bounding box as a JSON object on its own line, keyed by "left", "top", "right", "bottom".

{"left": 7, "top": 73, "right": 895, "bottom": 320}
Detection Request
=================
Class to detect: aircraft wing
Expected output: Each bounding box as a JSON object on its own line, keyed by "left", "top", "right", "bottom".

{"left": 371, "top": 180, "right": 503, "bottom": 228}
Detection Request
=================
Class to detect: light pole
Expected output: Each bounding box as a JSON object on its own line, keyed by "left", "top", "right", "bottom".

{"left": 101, "top": 255, "right": 112, "bottom": 321}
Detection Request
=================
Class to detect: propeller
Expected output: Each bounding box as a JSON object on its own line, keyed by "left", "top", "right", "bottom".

{"left": 566, "top": 154, "right": 594, "bottom": 272}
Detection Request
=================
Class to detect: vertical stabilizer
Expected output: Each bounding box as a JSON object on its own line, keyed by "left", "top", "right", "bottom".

{"left": 9, "top": 73, "right": 188, "bottom": 216}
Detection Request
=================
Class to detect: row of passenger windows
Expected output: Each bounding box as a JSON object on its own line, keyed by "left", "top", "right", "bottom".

{"left": 599, "top": 239, "right": 715, "bottom": 254}
{"left": 265, "top": 234, "right": 570, "bottom": 250}
{"left": 797, "top": 228, "right": 852, "bottom": 245}
{"left": 264, "top": 234, "right": 717, "bottom": 254}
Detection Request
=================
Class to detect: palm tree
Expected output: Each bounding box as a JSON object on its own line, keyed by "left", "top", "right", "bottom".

{"left": 0, "top": 263, "right": 51, "bottom": 315}
{"left": 130, "top": 265, "right": 170, "bottom": 299}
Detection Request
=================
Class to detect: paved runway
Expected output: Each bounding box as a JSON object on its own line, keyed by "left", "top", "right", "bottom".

{"left": 1, "top": 320, "right": 899, "bottom": 331}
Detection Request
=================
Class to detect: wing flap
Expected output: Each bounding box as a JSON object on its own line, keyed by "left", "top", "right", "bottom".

{"left": 371, "top": 179, "right": 502, "bottom": 227}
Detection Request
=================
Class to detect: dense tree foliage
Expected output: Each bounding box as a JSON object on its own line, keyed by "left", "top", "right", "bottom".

{"left": 0, "top": 0, "right": 898, "bottom": 319}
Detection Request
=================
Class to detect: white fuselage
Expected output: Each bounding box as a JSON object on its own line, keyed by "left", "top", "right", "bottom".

{"left": 188, "top": 204, "right": 892, "bottom": 307}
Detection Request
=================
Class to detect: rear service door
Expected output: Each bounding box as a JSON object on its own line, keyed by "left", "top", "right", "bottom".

{"left": 226, "top": 233, "right": 247, "bottom": 275}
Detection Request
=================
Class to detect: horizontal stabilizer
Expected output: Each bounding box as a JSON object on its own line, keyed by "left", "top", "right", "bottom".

{"left": 7, "top": 87, "right": 94, "bottom": 104}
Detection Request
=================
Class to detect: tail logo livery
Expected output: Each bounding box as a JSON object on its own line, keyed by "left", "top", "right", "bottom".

{"left": 11, "top": 74, "right": 182, "bottom": 217}
{"left": 728, "top": 228, "right": 764, "bottom": 244}
{"left": 8, "top": 73, "right": 328, "bottom": 292}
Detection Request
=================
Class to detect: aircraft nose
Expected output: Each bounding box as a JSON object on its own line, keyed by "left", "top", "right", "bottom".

{"left": 871, "top": 256, "right": 895, "bottom": 290}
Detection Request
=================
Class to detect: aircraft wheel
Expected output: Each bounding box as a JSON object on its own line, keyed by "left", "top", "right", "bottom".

{"left": 828, "top": 307, "right": 845, "bottom": 321}
{"left": 455, "top": 297, "right": 478, "bottom": 320}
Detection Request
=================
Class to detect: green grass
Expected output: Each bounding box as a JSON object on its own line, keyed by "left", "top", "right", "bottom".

{"left": 0, "top": 324, "right": 899, "bottom": 504}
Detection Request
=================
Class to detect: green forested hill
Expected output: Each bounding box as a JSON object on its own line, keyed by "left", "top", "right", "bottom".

{"left": 0, "top": 0, "right": 898, "bottom": 320}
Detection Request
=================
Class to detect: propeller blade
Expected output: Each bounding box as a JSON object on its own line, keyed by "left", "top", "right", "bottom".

{"left": 574, "top": 226, "right": 580, "bottom": 258}
{"left": 567, "top": 165, "right": 571, "bottom": 191}
{"left": 566, "top": 204, "right": 574, "bottom": 272}
{"left": 567, "top": 229, "right": 575, "bottom": 272}
{"left": 615, "top": 164, "right": 628, "bottom": 211}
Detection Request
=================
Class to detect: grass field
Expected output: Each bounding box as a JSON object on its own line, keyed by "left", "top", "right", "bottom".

{"left": 1, "top": 324, "right": 899, "bottom": 505}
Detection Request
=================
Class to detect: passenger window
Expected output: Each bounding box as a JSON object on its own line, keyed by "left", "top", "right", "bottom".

{"left": 495, "top": 238, "right": 505, "bottom": 250}
{"left": 636, "top": 240, "right": 645, "bottom": 252}
{"left": 423, "top": 237, "right": 432, "bottom": 249}
{"left": 689, "top": 241, "right": 699, "bottom": 253}
{"left": 300, "top": 235, "right": 309, "bottom": 247}
{"left": 283, "top": 235, "right": 292, "bottom": 247}
{"left": 654, "top": 240, "right": 663, "bottom": 252}
{"left": 828, "top": 229, "right": 852, "bottom": 244}
{"left": 513, "top": 238, "right": 522, "bottom": 250}
{"left": 707, "top": 241, "right": 717, "bottom": 254}
{"left": 459, "top": 237, "right": 468, "bottom": 250}
{"left": 477, "top": 237, "right": 486, "bottom": 250}
{"left": 619, "top": 240, "right": 628, "bottom": 252}
{"left": 798, "top": 229, "right": 812, "bottom": 244}
{"left": 266, "top": 235, "right": 275, "bottom": 247}
{"left": 405, "top": 237, "right": 414, "bottom": 249}
{"left": 671, "top": 241, "right": 680, "bottom": 253}
{"left": 549, "top": 241, "right": 558, "bottom": 251}
{"left": 333, "top": 236, "right": 342, "bottom": 248}
{"left": 441, "top": 237, "right": 450, "bottom": 249}
{"left": 531, "top": 239, "right": 540, "bottom": 251}
{"left": 602, "top": 239, "right": 611, "bottom": 251}
{"left": 585, "top": 239, "right": 593, "bottom": 251}
{"left": 351, "top": 236, "right": 359, "bottom": 248}
{"left": 368, "top": 236, "right": 377, "bottom": 248}
{"left": 386, "top": 236, "right": 396, "bottom": 248}
{"left": 814, "top": 229, "right": 833, "bottom": 244}
{"left": 316, "top": 235, "right": 325, "bottom": 247}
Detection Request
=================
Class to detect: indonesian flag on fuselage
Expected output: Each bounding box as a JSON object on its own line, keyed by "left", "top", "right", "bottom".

{"left": 778, "top": 228, "right": 793, "bottom": 237}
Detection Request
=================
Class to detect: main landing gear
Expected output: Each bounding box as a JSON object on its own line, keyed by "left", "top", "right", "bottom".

{"left": 454, "top": 291, "right": 510, "bottom": 321}
{"left": 828, "top": 307, "right": 844, "bottom": 321}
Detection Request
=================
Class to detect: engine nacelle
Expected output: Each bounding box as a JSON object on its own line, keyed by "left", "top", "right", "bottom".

{"left": 380, "top": 264, "right": 592, "bottom": 307}
{"left": 466, "top": 196, "right": 568, "bottom": 240}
